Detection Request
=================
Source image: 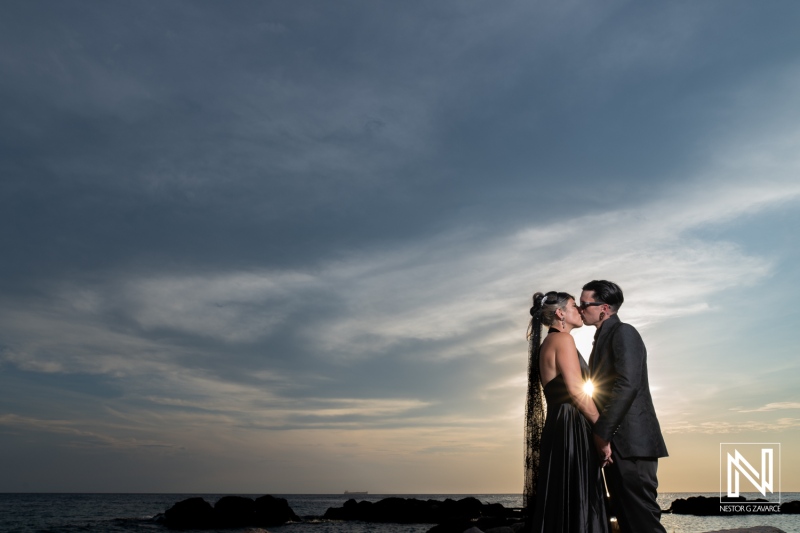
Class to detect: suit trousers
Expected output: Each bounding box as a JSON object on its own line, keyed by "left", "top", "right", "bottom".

{"left": 604, "top": 453, "right": 666, "bottom": 533}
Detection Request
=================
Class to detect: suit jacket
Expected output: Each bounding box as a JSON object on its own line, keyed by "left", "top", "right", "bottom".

{"left": 589, "top": 314, "right": 668, "bottom": 459}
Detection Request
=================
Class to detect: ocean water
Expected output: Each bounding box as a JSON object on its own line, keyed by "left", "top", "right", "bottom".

{"left": 0, "top": 492, "right": 798, "bottom": 533}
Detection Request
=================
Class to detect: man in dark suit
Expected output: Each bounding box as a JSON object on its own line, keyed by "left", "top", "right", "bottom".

{"left": 580, "top": 280, "right": 668, "bottom": 533}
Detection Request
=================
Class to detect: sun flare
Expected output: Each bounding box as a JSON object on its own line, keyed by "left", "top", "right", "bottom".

{"left": 583, "top": 380, "right": 594, "bottom": 397}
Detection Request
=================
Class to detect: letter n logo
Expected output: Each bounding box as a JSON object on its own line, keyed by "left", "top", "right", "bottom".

{"left": 720, "top": 443, "right": 781, "bottom": 504}
{"left": 727, "top": 448, "right": 772, "bottom": 496}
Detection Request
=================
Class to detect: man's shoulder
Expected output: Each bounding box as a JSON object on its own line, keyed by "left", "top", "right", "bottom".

{"left": 615, "top": 320, "right": 638, "bottom": 333}
{"left": 608, "top": 314, "right": 636, "bottom": 330}
{"left": 611, "top": 318, "right": 646, "bottom": 347}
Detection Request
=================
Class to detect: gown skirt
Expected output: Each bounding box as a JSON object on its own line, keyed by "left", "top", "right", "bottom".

{"left": 531, "top": 372, "right": 609, "bottom": 533}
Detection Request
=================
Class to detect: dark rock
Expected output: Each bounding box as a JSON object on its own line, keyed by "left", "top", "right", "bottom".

{"left": 372, "top": 497, "right": 430, "bottom": 523}
{"left": 324, "top": 496, "right": 515, "bottom": 525}
{"left": 324, "top": 498, "right": 364, "bottom": 520}
{"left": 162, "top": 494, "right": 300, "bottom": 529}
{"left": 447, "top": 497, "right": 484, "bottom": 519}
{"left": 164, "top": 497, "right": 215, "bottom": 529}
{"left": 425, "top": 518, "right": 473, "bottom": 533}
{"left": 670, "top": 496, "right": 726, "bottom": 516}
{"left": 780, "top": 500, "right": 800, "bottom": 514}
{"left": 668, "top": 495, "right": 788, "bottom": 516}
{"left": 355, "top": 499, "right": 374, "bottom": 517}
{"left": 214, "top": 496, "right": 255, "bottom": 528}
{"left": 484, "top": 502, "right": 511, "bottom": 518}
{"left": 475, "top": 516, "right": 516, "bottom": 531}
{"left": 254, "top": 495, "right": 301, "bottom": 525}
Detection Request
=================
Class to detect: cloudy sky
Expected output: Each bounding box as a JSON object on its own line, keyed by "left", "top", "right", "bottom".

{"left": 2, "top": 1, "right": 800, "bottom": 494}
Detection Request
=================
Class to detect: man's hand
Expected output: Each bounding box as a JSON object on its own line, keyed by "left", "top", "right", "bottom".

{"left": 594, "top": 433, "right": 613, "bottom": 467}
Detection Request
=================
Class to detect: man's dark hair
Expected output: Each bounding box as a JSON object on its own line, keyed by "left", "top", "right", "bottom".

{"left": 582, "top": 280, "right": 624, "bottom": 312}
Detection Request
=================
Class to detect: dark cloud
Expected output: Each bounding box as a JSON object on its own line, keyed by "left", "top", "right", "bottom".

{"left": 11, "top": 1, "right": 792, "bottom": 279}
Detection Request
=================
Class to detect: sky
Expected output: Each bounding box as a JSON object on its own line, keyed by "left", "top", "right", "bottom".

{"left": 1, "top": 0, "right": 800, "bottom": 494}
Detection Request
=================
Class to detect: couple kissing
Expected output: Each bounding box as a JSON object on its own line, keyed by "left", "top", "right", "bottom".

{"left": 524, "top": 280, "right": 668, "bottom": 533}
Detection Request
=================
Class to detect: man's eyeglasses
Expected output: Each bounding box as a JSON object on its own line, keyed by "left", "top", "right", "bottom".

{"left": 579, "top": 301, "right": 606, "bottom": 310}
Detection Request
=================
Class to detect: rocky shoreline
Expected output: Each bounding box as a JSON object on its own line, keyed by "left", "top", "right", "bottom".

{"left": 323, "top": 496, "right": 522, "bottom": 533}
{"left": 158, "top": 494, "right": 796, "bottom": 532}
{"left": 669, "top": 495, "right": 800, "bottom": 516}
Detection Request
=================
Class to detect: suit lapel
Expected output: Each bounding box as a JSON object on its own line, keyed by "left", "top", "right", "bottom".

{"left": 589, "top": 314, "right": 620, "bottom": 373}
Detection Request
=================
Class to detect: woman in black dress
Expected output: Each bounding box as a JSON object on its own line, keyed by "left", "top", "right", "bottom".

{"left": 524, "top": 291, "right": 608, "bottom": 533}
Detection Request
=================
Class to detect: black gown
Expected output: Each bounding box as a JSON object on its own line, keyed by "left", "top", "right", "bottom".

{"left": 531, "top": 346, "right": 609, "bottom": 533}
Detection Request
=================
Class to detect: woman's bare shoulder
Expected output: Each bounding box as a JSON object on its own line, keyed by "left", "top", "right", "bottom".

{"left": 547, "top": 331, "right": 577, "bottom": 347}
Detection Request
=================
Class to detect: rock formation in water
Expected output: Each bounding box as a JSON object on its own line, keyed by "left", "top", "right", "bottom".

{"left": 323, "top": 496, "right": 523, "bottom": 533}
{"left": 667, "top": 495, "right": 798, "bottom": 516}
{"left": 160, "top": 494, "right": 300, "bottom": 529}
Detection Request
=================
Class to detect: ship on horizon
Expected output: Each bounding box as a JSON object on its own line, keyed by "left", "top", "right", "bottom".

{"left": 344, "top": 490, "right": 368, "bottom": 495}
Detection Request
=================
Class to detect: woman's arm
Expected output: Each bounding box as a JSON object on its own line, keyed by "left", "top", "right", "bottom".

{"left": 553, "top": 334, "right": 600, "bottom": 423}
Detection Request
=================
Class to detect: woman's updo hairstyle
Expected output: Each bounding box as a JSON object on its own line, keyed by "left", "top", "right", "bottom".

{"left": 529, "top": 290, "right": 573, "bottom": 334}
